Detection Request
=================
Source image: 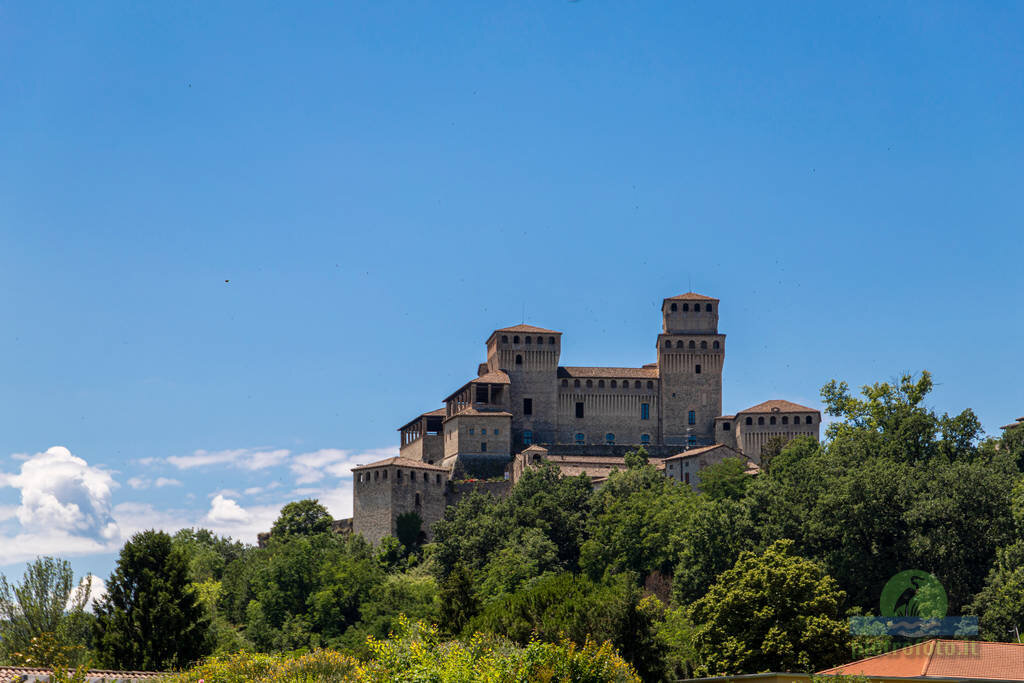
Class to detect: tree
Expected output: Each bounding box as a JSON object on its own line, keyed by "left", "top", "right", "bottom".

{"left": 688, "top": 540, "right": 849, "bottom": 675}
{"left": 94, "top": 530, "right": 210, "bottom": 670}
{"left": 967, "top": 540, "right": 1024, "bottom": 641}
{"left": 698, "top": 456, "right": 752, "bottom": 500}
{"left": 0, "top": 557, "right": 92, "bottom": 667}
{"left": 438, "top": 564, "right": 478, "bottom": 637}
{"left": 395, "top": 511, "right": 424, "bottom": 552}
{"left": 270, "top": 499, "right": 333, "bottom": 538}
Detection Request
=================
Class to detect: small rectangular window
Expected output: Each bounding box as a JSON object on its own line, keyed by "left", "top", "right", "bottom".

{"left": 641, "top": 403, "right": 650, "bottom": 420}
{"left": 575, "top": 433, "right": 585, "bottom": 444}
{"left": 523, "top": 430, "right": 533, "bottom": 446}
{"left": 481, "top": 428, "right": 487, "bottom": 435}
{"left": 575, "top": 402, "right": 584, "bottom": 419}
{"left": 641, "top": 433, "right": 650, "bottom": 444}
{"left": 481, "top": 442, "right": 487, "bottom": 452}
{"left": 494, "top": 428, "right": 499, "bottom": 435}
{"left": 695, "top": 364, "right": 702, "bottom": 374}
{"left": 469, "top": 428, "right": 475, "bottom": 435}
{"left": 688, "top": 410, "right": 696, "bottom": 425}
{"left": 523, "top": 398, "right": 533, "bottom": 415}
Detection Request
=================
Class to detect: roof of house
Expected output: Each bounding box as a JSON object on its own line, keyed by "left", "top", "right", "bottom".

{"left": 558, "top": 366, "right": 660, "bottom": 379}
{"left": 664, "top": 444, "right": 742, "bottom": 461}
{"left": 398, "top": 407, "right": 447, "bottom": 431}
{"left": 352, "top": 456, "right": 449, "bottom": 472}
{"left": 0, "top": 667, "right": 165, "bottom": 682}
{"left": 445, "top": 408, "right": 513, "bottom": 419}
{"left": 738, "top": 399, "right": 819, "bottom": 414}
{"left": 1001, "top": 418, "right": 1024, "bottom": 430}
{"left": 474, "top": 370, "right": 511, "bottom": 384}
{"left": 493, "top": 324, "right": 561, "bottom": 335}
{"left": 819, "top": 639, "right": 1024, "bottom": 680}
{"left": 665, "top": 292, "right": 719, "bottom": 301}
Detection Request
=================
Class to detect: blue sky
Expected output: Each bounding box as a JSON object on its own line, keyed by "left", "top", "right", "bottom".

{"left": 1, "top": 1, "right": 1022, "bottom": 581}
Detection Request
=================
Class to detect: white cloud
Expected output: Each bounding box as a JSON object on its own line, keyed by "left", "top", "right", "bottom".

{"left": 290, "top": 447, "right": 397, "bottom": 484}
{"left": 127, "top": 476, "right": 183, "bottom": 490}
{"left": 166, "top": 448, "right": 289, "bottom": 471}
{"left": 67, "top": 575, "right": 106, "bottom": 613}
{"left": 207, "top": 495, "right": 249, "bottom": 523}
{"left": 0, "top": 446, "right": 119, "bottom": 543}
{"left": 155, "top": 477, "right": 181, "bottom": 488}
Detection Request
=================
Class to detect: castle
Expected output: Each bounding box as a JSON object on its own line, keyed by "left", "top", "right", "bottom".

{"left": 350, "top": 293, "right": 821, "bottom": 545}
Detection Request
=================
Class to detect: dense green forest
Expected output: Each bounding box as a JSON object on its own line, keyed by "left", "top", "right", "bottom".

{"left": 2, "top": 372, "right": 1023, "bottom": 682}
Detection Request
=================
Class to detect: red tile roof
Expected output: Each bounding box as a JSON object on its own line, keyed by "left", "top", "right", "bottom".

{"left": 475, "top": 370, "right": 511, "bottom": 384}
{"left": 819, "top": 639, "right": 1024, "bottom": 680}
{"left": 664, "top": 444, "right": 742, "bottom": 461}
{"left": 738, "top": 399, "right": 819, "bottom": 414}
{"left": 495, "top": 324, "right": 561, "bottom": 334}
{"left": 446, "top": 408, "right": 513, "bottom": 419}
{"left": 352, "top": 456, "right": 449, "bottom": 472}
{"left": 558, "top": 366, "right": 660, "bottom": 379}
{"left": 665, "top": 292, "right": 719, "bottom": 301}
{"left": 0, "top": 667, "right": 165, "bottom": 681}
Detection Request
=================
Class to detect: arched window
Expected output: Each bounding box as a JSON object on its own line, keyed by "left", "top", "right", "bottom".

{"left": 598, "top": 380, "right": 605, "bottom": 388}
{"left": 525, "top": 336, "right": 531, "bottom": 344}
{"left": 575, "top": 433, "right": 584, "bottom": 444}
{"left": 671, "top": 303, "right": 677, "bottom": 311}
{"left": 415, "top": 493, "right": 421, "bottom": 508}
{"left": 706, "top": 304, "right": 713, "bottom": 312}
{"left": 675, "top": 340, "right": 683, "bottom": 348}
{"left": 683, "top": 303, "right": 690, "bottom": 311}
{"left": 635, "top": 380, "right": 641, "bottom": 388}
{"left": 689, "top": 340, "right": 696, "bottom": 349}
{"left": 746, "top": 417, "right": 753, "bottom": 425}
{"left": 701, "top": 340, "right": 707, "bottom": 349}
{"left": 770, "top": 416, "right": 776, "bottom": 425}
{"left": 436, "top": 473, "right": 441, "bottom": 484}
{"left": 758, "top": 417, "right": 765, "bottom": 425}
{"left": 664, "top": 340, "right": 671, "bottom": 348}
{"left": 782, "top": 416, "right": 789, "bottom": 425}
{"left": 647, "top": 381, "right": 653, "bottom": 389}
{"left": 513, "top": 335, "right": 520, "bottom": 344}
{"left": 501, "top": 335, "right": 508, "bottom": 343}
{"left": 374, "top": 470, "right": 379, "bottom": 480}
{"left": 586, "top": 380, "right": 593, "bottom": 388}
{"left": 805, "top": 415, "right": 813, "bottom": 424}
{"left": 383, "top": 470, "right": 388, "bottom": 480}
{"left": 574, "top": 379, "right": 580, "bottom": 387}
{"left": 605, "top": 433, "right": 615, "bottom": 444}
{"left": 713, "top": 341, "right": 720, "bottom": 349}
{"left": 548, "top": 336, "right": 555, "bottom": 344}
{"left": 610, "top": 380, "right": 617, "bottom": 388}
{"left": 561, "top": 379, "right": 568, "bottom": 387}
{"left": 523, "top": 430, "right": 533, "bottom": 446}
{"left": 515, "top": 354, "right": 523, "bottom": 365}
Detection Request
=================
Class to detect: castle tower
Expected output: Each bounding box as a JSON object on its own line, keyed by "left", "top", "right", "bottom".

{"left": 486, "top": 324, "right": 561, "bottom": 448}
{"left": 656, "top": 293, "right": 724, "bottom": 448}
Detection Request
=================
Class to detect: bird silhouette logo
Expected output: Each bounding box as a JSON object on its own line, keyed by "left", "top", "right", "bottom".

{"left": 880, "top": 570, "right": 948, "bottom": 619}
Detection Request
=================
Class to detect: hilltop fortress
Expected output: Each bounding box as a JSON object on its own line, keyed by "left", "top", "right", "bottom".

{"left": 350, "top": 293, "right": 820, "bottom": 544}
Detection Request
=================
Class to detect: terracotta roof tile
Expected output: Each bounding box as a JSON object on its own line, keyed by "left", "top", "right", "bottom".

{"left": 664, "top": 444, "right": 742, "bottom": 461}
{"left": 558, "top": 366, "right": 660, "bottom": 379}
{"left": 475, "top": 370, "right": 511, "bottom": 384}
{"left": 352, "top": 456, "right": 449, "bottom": 472}
{"left": 665, "top": 292, "right": 719, "bottom": 301}
{"left": 738, "top": 399, "right": 819, "bottom": 414}
{"left": 494, "top": 324, "right": 561, "bottom": 334}
{"left": 819, "top": 639, "right": 1024, "bottom": 680}
{"left": 423, "top": 407, "right": 447, "bottom": 417}
{"left": 446, "top": 408, "right": 513, "bottom": 419}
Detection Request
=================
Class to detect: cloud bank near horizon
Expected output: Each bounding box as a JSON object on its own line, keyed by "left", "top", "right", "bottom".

{"left": 0, "top": 443, "right": 395, "bottom": 568}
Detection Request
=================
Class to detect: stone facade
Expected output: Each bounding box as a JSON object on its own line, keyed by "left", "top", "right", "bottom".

{"left": 663, "top": 443, "right": 747, "bottom": 489}
{"left": 351, "top": 292, "right": 821, "bottom": 545}
{"left": 352, "top": 457, "right": 449, "bottom": 546}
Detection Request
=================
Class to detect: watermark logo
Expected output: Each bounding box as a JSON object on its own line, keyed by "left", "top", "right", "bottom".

{"left": 850, "top": 570, "right": 977, "bottom": 637}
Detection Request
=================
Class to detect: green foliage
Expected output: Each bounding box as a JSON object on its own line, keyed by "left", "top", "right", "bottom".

{"left": 688, "top": 540, "right": 850, "bottom": 675}
{"left": 394, "top": 511, "right": 423, "bottom": 551}
{"left": 271, "top": 499, "right": 334, "bottom": 538}
{"left": 698, "top": 456, "right": 751, "bottom": 500}
{"left": 472, "top": 572, "right": 663, "bottom": 680}
{"left": 172, "top": 618, "right": 638, "bottom": 682}
{"left": 438, "top": 564, "right": 479, "bottom": 637}
{"left": 173, "top": 528, "right": 248, "bottom": 583}
{"left": 93, "top": 530, "right": 211, "bottom": 670}
{"left": 967, "top": 540, "right": 1024, "bottom": 641}
{"left": 0, "top": 557, "right": 93, "bottom": 667}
